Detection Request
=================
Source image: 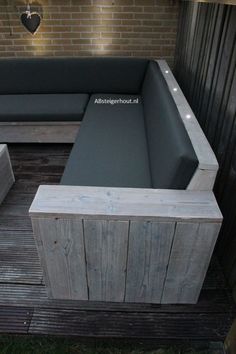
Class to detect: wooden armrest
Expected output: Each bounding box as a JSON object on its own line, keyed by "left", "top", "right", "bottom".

{"left": 30, "top": 185, "right": 222, "bottom": 222}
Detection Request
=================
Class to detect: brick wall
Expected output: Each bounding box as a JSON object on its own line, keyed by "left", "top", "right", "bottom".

{"left": 0, "top": 0, "right": 179, "bottom": 67}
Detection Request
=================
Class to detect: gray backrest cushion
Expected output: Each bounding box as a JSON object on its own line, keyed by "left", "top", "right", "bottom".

{"left": 0, "top": 57, "right": 148, "bottom": 95}
{"left": 142, "top": 61, "right": 198, "bottom": 189}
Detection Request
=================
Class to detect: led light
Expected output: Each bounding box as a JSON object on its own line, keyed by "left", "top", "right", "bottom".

{"left": 186, "top": 114, "right": 191, "bottom": 119}
{"left": 165, "top": 70, "right": 169, "bottom": 74}
{"left": 173, "top": 87, "right": 178, "bottom": 92}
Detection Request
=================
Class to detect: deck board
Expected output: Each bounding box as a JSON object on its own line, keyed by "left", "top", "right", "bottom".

{"left": 0, "top": 285, "right": 233, "bottom": 313}
{"left": 28, "top": 309, "right": 233, "bottom": 339}
{"left": 0, "top": 306, "right": 33, "bottom": 334}
{"left": 0, "top": 143, "right": 234, "bottom": 340}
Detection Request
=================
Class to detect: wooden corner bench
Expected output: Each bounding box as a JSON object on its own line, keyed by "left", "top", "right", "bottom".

{"left": 28, "top": 59, "right": 222, "bottom": 305}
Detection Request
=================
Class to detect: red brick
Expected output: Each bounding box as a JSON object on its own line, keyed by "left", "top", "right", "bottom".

{"left": 0, "top": 0, "right": 178, "bottom": 64}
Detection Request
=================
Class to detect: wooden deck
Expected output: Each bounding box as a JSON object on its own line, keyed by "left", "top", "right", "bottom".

{"left": 0, "top": 143, "right": 234, "bottom": 340}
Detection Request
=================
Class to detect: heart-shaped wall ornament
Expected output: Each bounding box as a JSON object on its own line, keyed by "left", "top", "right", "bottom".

{"left": 20, "top": 6, "right": 41, "bottom": 35}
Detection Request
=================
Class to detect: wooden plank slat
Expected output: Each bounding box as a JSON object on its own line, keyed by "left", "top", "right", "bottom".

{"left": 184, "top": 1, "right": 236, "bottom": 5}
{"left": 29, "top": 185, "right": 222, "bottom": 222}
{"left": 84, "top": 220, "right": 129, "bottom": 302}
{"left": 0, "top": 284, "right": 233, "bottom": 314}
{"left": 0, "top": 216, "right": 32, "bottom": 231}
{"left": 32, "top": 217, "right": 88, "bottom": 300}
{"left": 7, "top": 181, "right": 41, "bottom": 195}
{"left": 162, "top": 222, "right": 221, "bottom": 303}
{"left": 0, "top": 306, "right": 33, "bottom": 334}
{"left": 0, "top": 270, "right": 42, "bottom": 285}
{"left": 174, "top": 2, "right": 236, "bottom": 293}
{"left": 197, "top": 6, "right": 225, "bottom": 129}
{"left": 125, "top": 221, "right": 175, "bottom": 303}
{"left": 0, "top": 231, "right": 42, "bottom": 284}
{"left": 28, "top": 307, "right": 233, "bottom": 340}
{"left": 0, "top": 284, "right": 232, "bottom": 311}
{"left": 0, "top": 230, "right": 35, "bottom": 245}
{"left": 0, "top": 204, "right": 31, "bottom": 217}
{"left": 207, "top": 7, "right": 235, "bottom": 145}
{"left": 2, "top": 192, "right": 35, "bottom": 206}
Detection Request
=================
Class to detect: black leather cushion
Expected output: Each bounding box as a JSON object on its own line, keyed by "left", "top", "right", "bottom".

{"left": 61, "top": 94, "right": 151, "bottom": 188}
{"left": 0, "top": 57, "right": 148, "bottom": 95}
{"left": 142, "top": 61, "right": 198, "bottom": 189}
{"left": 0, "top": 94, "right": 89, "bottom": 121}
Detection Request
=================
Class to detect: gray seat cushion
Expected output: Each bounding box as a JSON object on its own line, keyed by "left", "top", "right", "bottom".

{"left": 142, "top": 61, "right": 198, "bottom": 189}
{"left": 0, "top": 57, "right": 148, "bottom": 95}
{"left": 61, "top": 94, "right": 152, "bottom": 188}
{"left": 0, "top": 93, "right": 89, "bottom": 122}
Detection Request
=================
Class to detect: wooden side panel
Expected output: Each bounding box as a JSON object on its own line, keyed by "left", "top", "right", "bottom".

{"left": 125, "top": 221, "right": 175, "bottom": 303}
{"left": 32, "top": 217, "right": 88, "bottom": 300}
{"left": 32, "top": 215, "right": 221, "bottom": 303}
{"left": 83, "top": 220, "right": 129, "bottom": 302}
{"left": 0, "top": 145, "right": 14, "bottom": 204}
{"left": 30, "top": 187, "right": 222, "bottom": 303}
{"left": 162, "top": 222, "right": 221, "bottom": 304}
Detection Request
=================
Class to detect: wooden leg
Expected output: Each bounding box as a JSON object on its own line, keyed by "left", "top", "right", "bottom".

{"left": 0, "top": 144, "right": 15, "bottom": 204}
